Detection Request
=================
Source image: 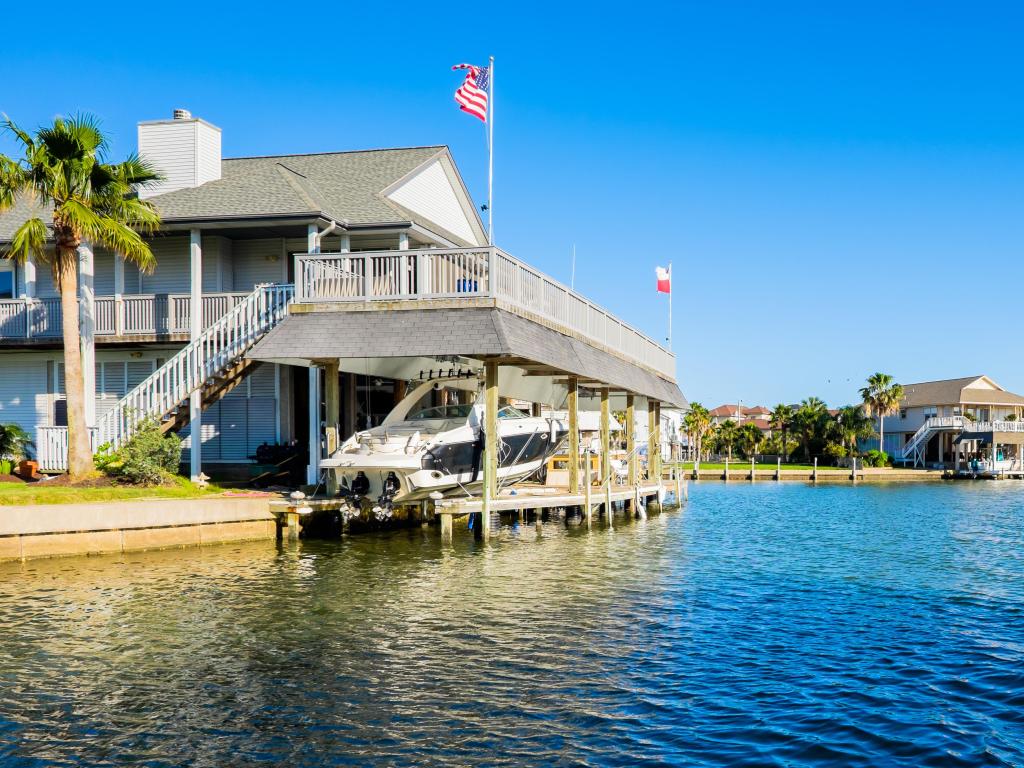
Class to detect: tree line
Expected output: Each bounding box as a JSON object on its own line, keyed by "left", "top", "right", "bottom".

{"left": 682, "top": 373, "right": 905, "bottom": 465}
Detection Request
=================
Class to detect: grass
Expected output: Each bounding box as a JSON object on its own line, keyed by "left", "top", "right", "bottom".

{"left": 674, "top": 461, "right": 838, "bottom": 472}
{"left": 0, "top": 476, "right": 224, "bottom": 506}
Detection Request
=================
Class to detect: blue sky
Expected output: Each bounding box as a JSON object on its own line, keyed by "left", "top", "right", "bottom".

{"left": 3, "top": 2, "right": 1023, "bottom": 407}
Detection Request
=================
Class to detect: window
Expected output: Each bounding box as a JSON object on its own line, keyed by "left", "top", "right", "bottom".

{"left": 0, "top": 264, "right": 13, "bottom": 299}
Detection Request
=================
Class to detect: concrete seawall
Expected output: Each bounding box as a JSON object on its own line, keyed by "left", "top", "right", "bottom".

{"left": 0, "top": 497, "right": 276, "bottom": 562}
{"left": 686, "top": 468, "right": 947, "bottom": 482}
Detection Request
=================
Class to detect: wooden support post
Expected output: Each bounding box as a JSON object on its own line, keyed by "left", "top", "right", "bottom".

{"left": 683, "top": 477, "right": 689, "bottom": 501}
{"left": 600, "top": 387, "right": 611, "bottom": 490}
{"left": 813, "top": 457, "right": 818, "bottom": 484}
{"left": 481, "top": 360, "right": 499, "bottom": 541}
{"left": 675, "top": 468, "right": 682, "bottom": 505}
{"left": 568, "top": 376, "right": 580, "bottom": 494}
{"left": 604, "top": 479, "right": 613, "bottom": 522}
{"left": 324, "top": 361, "right": 340, "bottom": 495}
{"left": 653, "top": 401, "right": 662, "bottom": 482}
{"left": 626, "top": 394, "right": 637, "bottom": 487}
{"left": 750, "top": 457, "right": 755, "bottom": 482}
{"left": 776, "top": 456, "right": 781, "bottom": 481}
{"left": 584, "top": 451, "right": 593, "bottom": 526}
{"left": 724, "top": 456, "right": 729, "bottom": 482}
{"left": 647, "top": 402, "right": 658, "bottom": 481}
{"left": 440, "top": 511, "right": 453, "bottom": 543}
{"left": 286, "top": 510, "right": 301, "bottom": 541}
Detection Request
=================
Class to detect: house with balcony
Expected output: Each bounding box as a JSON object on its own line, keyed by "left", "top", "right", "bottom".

{"left": 873, "top": 376, "right": 1024, "bottom": 471}
{"left": 0, "top": 109, "right": 683, "bottom": 480}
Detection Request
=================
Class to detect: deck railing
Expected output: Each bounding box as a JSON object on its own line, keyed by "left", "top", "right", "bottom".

{"left": 294, "top": 247, "right": 676, "bottom": 378}
{"left": 0, "top": 292, "right": 251, "bottom": 339}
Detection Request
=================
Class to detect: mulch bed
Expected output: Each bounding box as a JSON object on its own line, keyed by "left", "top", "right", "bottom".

{"left": 0, "top": 473, "right": 30, "bottom": 484}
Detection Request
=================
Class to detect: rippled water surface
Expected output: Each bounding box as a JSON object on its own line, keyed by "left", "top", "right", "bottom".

{"left": 2, "top": 482, "right": 1024, "bottom": 766}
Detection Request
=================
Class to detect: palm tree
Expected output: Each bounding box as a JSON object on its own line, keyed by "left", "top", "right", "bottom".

{"left": 793, "top": 397, "right": 828, "bottom": 462}
{"left": 0, "top": 116, "right": 160, "bottom": 479}
{"left": 769, "top": 403, "right": 793, "bottom": 462}
{"left": 717, "top": 419, "right": 739, "bottom": 461}
{"left": 739, "top": 422, "right": 763, "bottom": 460}
{"left": 684, "top": 402, "right": 711, "bottom": 462}
{"left": 831, "top": 405, "right": 875, "bottom": 456}
{"left": 859, "top": 373, "right": 904, "bottom": 457}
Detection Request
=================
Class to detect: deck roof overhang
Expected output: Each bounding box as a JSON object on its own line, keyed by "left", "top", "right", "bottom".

{"left": 247, "top": 306, "right": 686, "bottom": 408}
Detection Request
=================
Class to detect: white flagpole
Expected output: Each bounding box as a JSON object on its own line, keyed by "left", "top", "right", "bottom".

{"left": 487, "top": 55, "right": 495, "bottom": 246}
{"left": 668, "top": 261, "right": 673, "bottom": 350}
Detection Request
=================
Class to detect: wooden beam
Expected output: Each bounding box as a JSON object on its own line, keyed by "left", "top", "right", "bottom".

{"left": 568, "top": 376, "right": 580, "bottom": 494}
{"left": 324, "top": 361, "right": 340, "bottom": 495}
{"left": 600, "top": 387, "right": 611, "bottom": 489}
{"left": 626, "top": 394, "right": 637, "bottom": 486}
{"left": 482, "top": 360, "right": 499, "bottom": 541}
{"left": 648, "top": 401, "right": 658, "bottom": 481}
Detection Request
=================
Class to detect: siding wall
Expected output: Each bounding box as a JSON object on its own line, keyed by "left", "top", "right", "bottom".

{"left": 386, "top": 158, "right": 480, "bottom": 244}
{"left": 181, "top": 362, "right": 279, "bottom": 462}
{"left": 232, "top": 239, "right": 284, "bottom": 291}
{"left": 0, "top": 354, "right": 50, "bottom": 437}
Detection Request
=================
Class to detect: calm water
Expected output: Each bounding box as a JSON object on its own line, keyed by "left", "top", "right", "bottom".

{"left": 2, "top": 482, "right": 1024, "bottom": 767}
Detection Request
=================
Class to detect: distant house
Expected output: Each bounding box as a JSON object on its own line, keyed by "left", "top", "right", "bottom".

{"left": 870, "top": 376, "right": 1024, "bottom": 468}
{"left": 709, "top": 404, "right": 773, "bottom": 433}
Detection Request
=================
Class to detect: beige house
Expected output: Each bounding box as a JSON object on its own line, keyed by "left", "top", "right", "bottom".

{"left": 877, "top": 376, "right": 1024, "bottom": 469}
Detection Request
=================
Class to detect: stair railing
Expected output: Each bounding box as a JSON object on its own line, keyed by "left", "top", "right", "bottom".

{"left": 94, "top": 283, "right": 294, "bottom": 451}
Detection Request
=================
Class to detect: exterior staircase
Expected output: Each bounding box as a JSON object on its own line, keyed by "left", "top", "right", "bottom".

{"left": 38, "top": 284, "right": 293, "bottom": 471}
{"left": 901, "top": 415, "right": 965, "bottom": 468}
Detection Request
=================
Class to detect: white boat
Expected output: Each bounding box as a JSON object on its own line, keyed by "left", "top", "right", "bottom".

{"left": 322, "top": 376, "right": 568, "bottom": 516}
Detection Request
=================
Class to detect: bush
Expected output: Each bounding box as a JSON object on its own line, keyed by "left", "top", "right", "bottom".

{"left": 0, "top": 423, "right": 33, "bottom": 462}
{"left": 862, "top": 449, "right": 890, "bottom": 468}
{"left": 823, "top": 442, "right": 848, "bottom": 461}
{"left": 96, "top": 419, "right": 182, "bottom": 485}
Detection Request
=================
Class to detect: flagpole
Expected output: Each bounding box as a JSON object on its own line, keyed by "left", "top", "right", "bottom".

{"left": 668, "top": 261, "right": 673, "bottom": 350}
{"left": 487, "top": 55, "right": 494, "bottom": 246}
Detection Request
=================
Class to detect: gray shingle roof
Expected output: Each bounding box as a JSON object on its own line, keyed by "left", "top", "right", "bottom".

{"left": 247, "top": 307, "right": 686, "bottom": 407}
{"left": 0, "top": 145, "right": 478, "bottom": 245}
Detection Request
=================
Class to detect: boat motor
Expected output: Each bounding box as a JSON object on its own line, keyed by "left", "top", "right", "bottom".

{"left": 373, "top": 471, "right": 401, "bottom": 521}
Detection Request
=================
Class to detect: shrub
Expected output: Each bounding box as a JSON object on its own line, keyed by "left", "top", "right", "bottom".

{"left": 0, "top": 423, "right": 33, "bottom": 462}
{"left": 863, "top": 449, "right": 890, "bottom": 468}
{"left": 96, "top": 419, "right": 182, "bottom": 485}
{"left": 824, "top": 442, "right": 848, "bottom": 461}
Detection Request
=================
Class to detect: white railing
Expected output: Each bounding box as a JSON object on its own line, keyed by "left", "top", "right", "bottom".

{"left": 0, "top": 292, "right": 250, "bottom": 339}
{"left": 904, "top": 416, "right": 965, "bottom": 454}
{"left": 37, "top": 284, "right": 293, "bottom": 471}
{"left": 969, "top": 420, "right": 1024, "bottom": 433}
{"left": 37, "top": 427, "right": 99, "bottom": 473}
{"left": 294, "top": 247, "right": 676, "bottom": 378}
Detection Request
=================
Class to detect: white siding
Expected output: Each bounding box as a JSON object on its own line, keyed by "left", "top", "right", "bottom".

{"left": 0, "top": 354, "right": 50, "bottom": 439}
{"left": 138, "top": 119, "right": 221, "bottom": 199}
{"left": 141, "top": 237, "right": 190, "bottom": 294}
{"left": 232, "top": 239, "right": 284, "bottom": 291}
{"left": 93, "top": 249, "right": 116, "bottom": 295}
{"left": 181, "top": 362, "right": 279, "bottom": 462}
{"left": 386, "top": 158, "right": 480, "bottom": 244}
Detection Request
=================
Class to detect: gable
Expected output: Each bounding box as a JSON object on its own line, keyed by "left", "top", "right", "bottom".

{"left": 967, "top": 376, "right": 999, "bottom": 391}
{"left": 385, "top": 157, "right": 483, "bottom": 245}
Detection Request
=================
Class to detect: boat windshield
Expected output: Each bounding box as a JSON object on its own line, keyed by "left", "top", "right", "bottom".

{"left": 407, "top": 404, "right": 474, "bottom": 420}
{"left": 498, "top": 406, "right": 529, "bottom": 419}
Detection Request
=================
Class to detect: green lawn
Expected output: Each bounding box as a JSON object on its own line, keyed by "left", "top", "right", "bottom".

{"left": 0, "top": 476, "right": 224, "bottom": 505}
{"left": 673, "top": 461, "right": 835, "bottom": 472}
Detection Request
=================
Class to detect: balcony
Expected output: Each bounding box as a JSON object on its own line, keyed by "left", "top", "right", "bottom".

{"left": 294, "top": 247, "right": 676, "bottom": 379}
{"left": 0, "top": 292, "right": 251, "bottom": 341}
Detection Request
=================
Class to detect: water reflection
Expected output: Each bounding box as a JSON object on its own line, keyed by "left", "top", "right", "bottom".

{"left": 2, "top": 484, "right": 1022, "bottom": 766}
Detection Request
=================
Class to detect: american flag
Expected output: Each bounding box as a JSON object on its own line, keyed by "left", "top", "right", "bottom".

{"left": 452, "top": 63, "right": 489, "bottom": 122}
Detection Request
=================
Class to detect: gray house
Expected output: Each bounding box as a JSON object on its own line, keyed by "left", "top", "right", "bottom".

{"left": 875, "top": 376, "right": 1024, "bottom": 468}
{"left": 0, "top": 109, "right": 487, "bottom": 474}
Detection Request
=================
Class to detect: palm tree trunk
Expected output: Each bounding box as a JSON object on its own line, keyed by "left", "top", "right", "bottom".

{"left": 57, "top": 250, "right": 95, "bottom": 479}
{"left": 879, "top": 414, "right": 885, "bottom": 456}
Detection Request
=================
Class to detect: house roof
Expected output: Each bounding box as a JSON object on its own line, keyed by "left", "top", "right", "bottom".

{"left": 744, "top": 406, "right": 770, "bottom": 416}
{"left": 709, "top": 404, "right": 742, "bottom": 417}
{"left": 899, "top": 376, "right": 1024, "bottom": 407}
{"left": 0, "top": 145, "right": 484, "bottom": 247}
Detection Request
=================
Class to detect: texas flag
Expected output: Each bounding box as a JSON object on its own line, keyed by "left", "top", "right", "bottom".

{"left": 656, "top": 265, "right": 671, "bottom": 294}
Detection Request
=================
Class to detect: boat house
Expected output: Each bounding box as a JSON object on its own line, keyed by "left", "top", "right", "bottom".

{"left": 0, "top": 109, "right": 685, "bottom": 488}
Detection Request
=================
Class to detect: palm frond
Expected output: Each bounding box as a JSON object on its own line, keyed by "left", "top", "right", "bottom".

{"left": 56, "top": 198, "right": 104, "bottom": 240}
{"left": 0, "top": 155, "right": 29, "bottom": 211}
{"left": 95, "top": 218, "right": 156, "bottom": 272}
{"left": 1, "top": 115, "right": 34, "bottom": 151}
{"left": 3, "top": 217, "right": 49, "bottom": 264}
